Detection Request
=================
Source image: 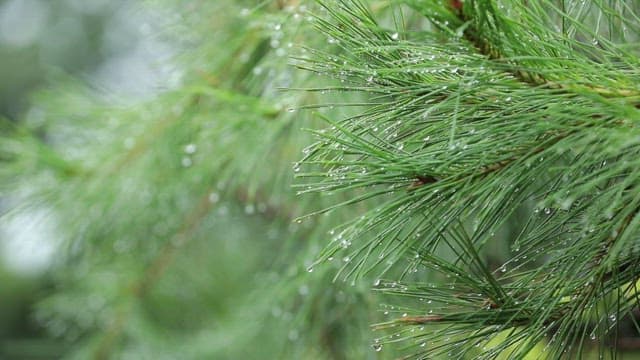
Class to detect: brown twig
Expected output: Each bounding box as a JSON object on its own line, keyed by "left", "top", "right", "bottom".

{"left": 93, "top": 188, "right": 216, "bottom": 360}
{"left": 93, "top": 183, "right": 298, "bottom": 359}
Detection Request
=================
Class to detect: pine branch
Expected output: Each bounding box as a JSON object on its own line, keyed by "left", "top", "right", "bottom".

{"left": 298, "top": 0, "right": 640, "bottom": 357}
{"left": 445, "top": 0, "right": 640, "bottom": 103}
{"left": 93, "top": 174, "right": 308, "bottom": 359}
{"left": 449, "top": 2, "right": 640, "bottom": 342}
{"left": 93, "top": 187, "right": 216, "bottom": 359}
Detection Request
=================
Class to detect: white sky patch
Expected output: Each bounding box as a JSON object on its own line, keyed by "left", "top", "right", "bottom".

{"left": 92, "top": 3, "right": 178, "bottom": 99}
{"left": 1, "top": 209, "right": 58, "bottom": 276}
{"left": 0, "top": 0, "right": 50, "bottom": 47}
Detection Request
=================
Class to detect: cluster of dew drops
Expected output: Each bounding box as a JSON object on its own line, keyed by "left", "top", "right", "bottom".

{"left": 181, "top": 143, "right": 197, "bottom": 168}
{"left": 239, "top": 3, "right": 314, "bottom": 77}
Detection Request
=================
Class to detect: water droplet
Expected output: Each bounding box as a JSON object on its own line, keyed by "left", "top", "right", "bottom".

{"left": 184, "top": 143, "right": 197, "bottom": 154}
{"left": 208, "top": 192, "right": 220, "bottom": 203}
{"left": 560, "top": 198, "right": 574, "bottom": 210}
{"left": 124, "top": 137, "right": 135, "bottom": 149}
{"left": 374, "top": 279, "right": 381, "bottom": 286}
{"left": 217, "top": 206, "right": 229, "bottom": 216}
{"left": 391, "top": 32, "right": 399, "bottom": 40}
{"left": 307, "top": 266, "right": 314, "bottom": 273}
{"left": 604, "top": 209, "right": 613, "bottom": 219}
{"left": 298, "top": 285, "right": 309, "bottom": 296}
{"left": 372, "top": 343, "right": 383, "bottom": 352}
{"left": 500, "top": 265, "right": 507, "bottom": 273}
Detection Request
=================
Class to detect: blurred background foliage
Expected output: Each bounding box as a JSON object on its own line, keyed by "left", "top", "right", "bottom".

{"left": 1, "top": 0, "right": 381, "bottom": 358}
{"left": 2, "top": 0, "right": 640, "bottom": 359}
{"left": 0, "top": 0, "right": 171, "bottom": 119}
{"left": 0, "top": 0, "right": 176, "bottom": 357}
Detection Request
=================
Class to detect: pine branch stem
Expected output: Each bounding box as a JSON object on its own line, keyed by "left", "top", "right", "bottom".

{"left": 450, "top": 0, "right": 640, "bottom": 105}
{"left": 93, "top": 183, "right": 298, "bottom": 359}
{"left": 93, "top": 188, "right": 216, "bottom": 359}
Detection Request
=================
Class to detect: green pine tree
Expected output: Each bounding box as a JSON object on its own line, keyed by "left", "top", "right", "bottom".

{"left": 2, "top": 0, "right": 640, "bottom": 359}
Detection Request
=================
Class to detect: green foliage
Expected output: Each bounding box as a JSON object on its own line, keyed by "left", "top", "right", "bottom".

{"left": 297, "top": 0, "right": 640, "bottom": 358}
{"left": 3, "top": 1, "right": 379, "bottom": 358}
{"left": 3, "top": 0, "right": 640, "bottom": 359}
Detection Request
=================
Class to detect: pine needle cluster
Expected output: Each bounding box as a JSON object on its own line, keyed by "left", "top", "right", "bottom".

{"left": 296, "top": 0, "right": 640, "bottom": 358}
